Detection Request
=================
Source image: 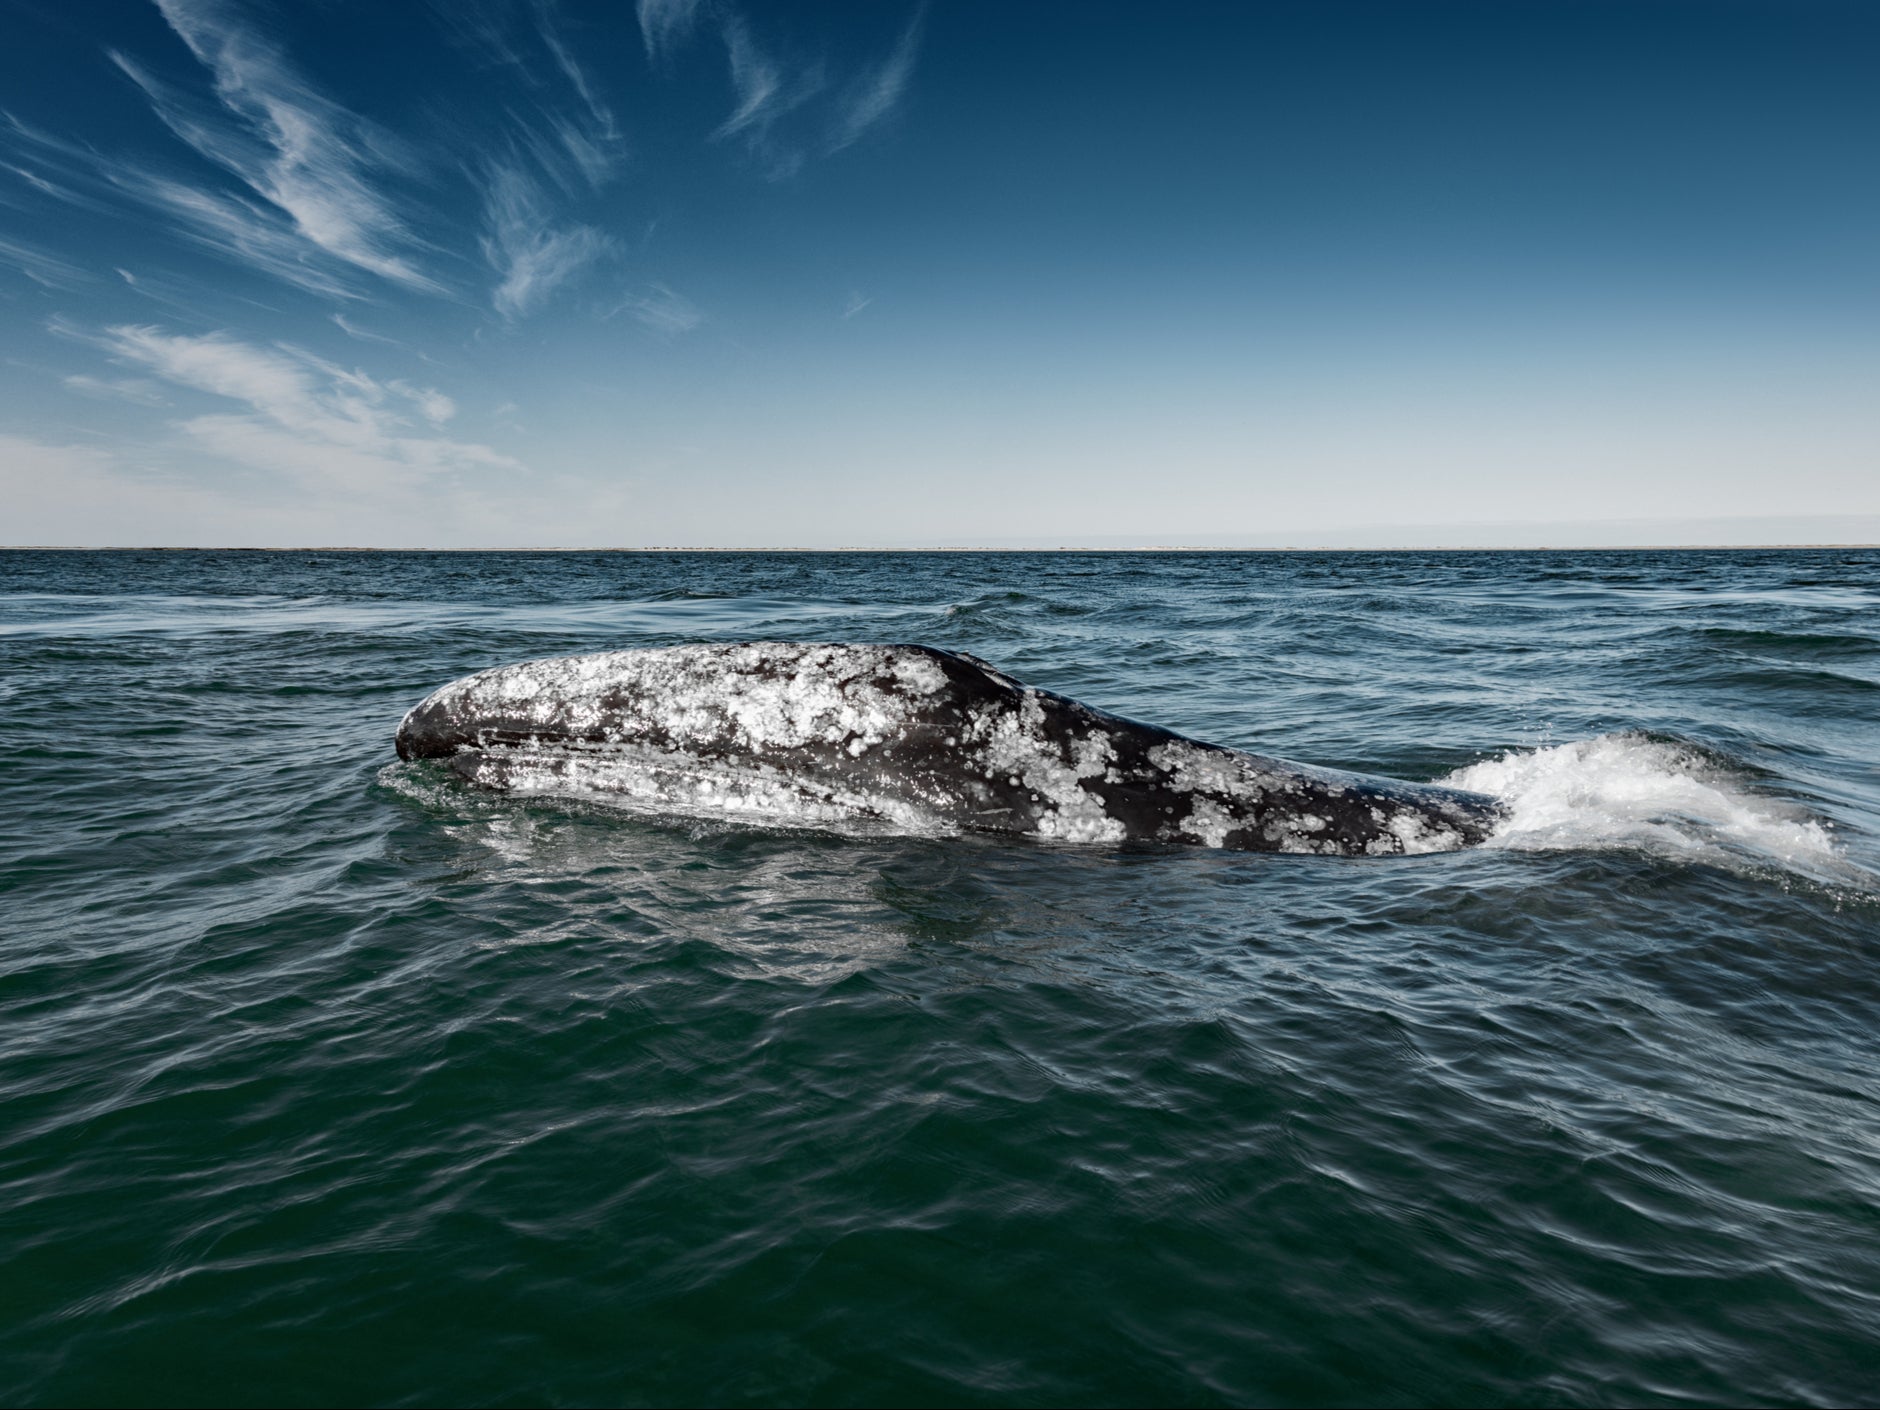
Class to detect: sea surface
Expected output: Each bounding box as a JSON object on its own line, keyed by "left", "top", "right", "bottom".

{"left": 3, "top": 548, "right": 1878, "bottom": 1408}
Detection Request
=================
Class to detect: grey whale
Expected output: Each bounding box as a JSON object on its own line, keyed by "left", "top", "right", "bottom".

{"left": 395, "top": 642, "right": 1504, "bottom": 855}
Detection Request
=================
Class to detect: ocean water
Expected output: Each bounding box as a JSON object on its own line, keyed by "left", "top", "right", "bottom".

{"left": 2, "top": 547, "right": 1877, "bottom": 1408}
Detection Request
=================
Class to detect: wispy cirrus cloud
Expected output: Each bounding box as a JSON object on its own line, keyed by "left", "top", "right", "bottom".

{"left": 432, "top": 0, "right": 623, "bottom": 188}
{"left": 129, "top": 172, "right": 362, "bottom": 298}
{"left": 610, "top": 282, "right": 703, "bottom": 334}
{"left": 7, "top": 16, "right": 618, "bottom": 321}
{"left": 132, "top": 0, "right": 439, "bottom": 292}
{"left": 63, "top": 373, "right": 168, "bottom": 405}
{"left": 713, "top": 16, "right": 825, "bottom": 179}
{"left": 506, "top": 105, "right": 618, "bottom": 195}
{"left": 826, "top": 9, "right": 924, "bottom": 155}
{"left": 89, "top": 323, "right": 513, "bottom": 492}
{"left": 386, "top": 379, "right": 456, "bottom": 425}
{"left": 3, "top": 0, "right": 918, "bottom": 358}
{"left": 529, "top": 0, "right": 619, "bottom": 141}
{"left": 717, "top": 17, "right": 821, "bottom": 138}
{"left": 1, "top": 113, "right": 359, "bottom": 298}
{"left": 0, "top": 153, "right": 118, "bottom": 217}
{"left": 417, "top": 2, "right": 625, "bottom": 314}
{"left": 331, "top": 312, "right": 406, "bottom": 348}
{"left": 648, "top": 4, "right": 920, "bottom": 180}
{"left": 481, "top": 160, "right": 613, "bottom": 319}
{"left": 0, "top": 233, "right": 94, "bottom": 289}
{"left": 635, "top": 0, "right": 709, "bottom": 65}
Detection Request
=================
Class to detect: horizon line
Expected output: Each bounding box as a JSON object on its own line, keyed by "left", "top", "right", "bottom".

{"left": 5, "top": 542, "right": 1879, "bottom": 554}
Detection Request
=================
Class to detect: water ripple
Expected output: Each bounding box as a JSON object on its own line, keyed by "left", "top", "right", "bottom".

{"left": 2, "top": 548, "right": 1879, "bottom": 1405}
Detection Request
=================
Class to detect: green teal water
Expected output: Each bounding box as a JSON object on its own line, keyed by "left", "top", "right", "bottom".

{"left": 3, "top": 549, "right": 1878, "bottom": 1407}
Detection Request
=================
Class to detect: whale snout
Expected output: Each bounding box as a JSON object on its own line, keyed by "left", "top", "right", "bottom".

{"left": 394, "top": 697, "right": 461, "bottom": 762}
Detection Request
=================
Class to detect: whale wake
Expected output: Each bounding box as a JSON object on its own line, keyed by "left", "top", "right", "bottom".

{"left": 1445, "top": 732, "right": 1852, "bottom": 881}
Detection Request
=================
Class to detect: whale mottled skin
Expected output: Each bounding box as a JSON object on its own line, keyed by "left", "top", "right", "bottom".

{"left": 395, "top": 643, "right": 1504, "bottom": 855}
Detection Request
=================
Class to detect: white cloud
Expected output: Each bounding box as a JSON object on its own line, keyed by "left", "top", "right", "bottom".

{"left": 4, "top": 1, "right": 921, "bottom": 335}
{"left": 717, "top": 18, "right": 790, "bottom": 139}
{"left": 701, "top": 7, "right": 920, "bottom": 179}
{"left": 611, "top": 282, "right": 703, "bottom": 334}
{"left": 542, "top": 112, "right": 618, "bottom": 191}
{"left": 63, "top": 373, "right": 168, "bottom": 405}
{"left": 132, "top": 172, "right": 360, "bottom": 297}
{"left": 500, "top": 106, "right": 621, "bottom": 197}
{"left": 531, "top": 0, "right": 619, "bottom": 140}
{"left": 1, "top": 160, "right": 86, "bottom": 207}
{"left": 330, "top": 312, "right": 406, "bottom": 347}
{"left": 480, "top": 161, "right": 613, "bottom": 318}
{"left": 388, "top": 379, "right": 456, "bottom": 424}
{"left": 3, "top": 93, "right": 361, "bottom": 298}
{"left": 826, "top": 12, "right": 922, "bottom": 155}
{"left": 430, "top": 0, "right": 622, "bottom": 192}
{"left": 0, "top": 140, "right": 120, "bottom": 217}
{"left": 636, "top": 0, "right": 709, "bottom": 63}
{"left": 93, "top": 324, "right": 513, "bottom": 494}
{"left": 114, "top": 1, "right": 439, "bottom": 291}
{"left": 712, "top": 17, "right": 827, "bottom": 179}
{"left": 0, "top": 234, "right": 92, "bottom": 289}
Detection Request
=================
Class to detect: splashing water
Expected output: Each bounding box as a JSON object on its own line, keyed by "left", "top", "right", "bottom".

{"left": 1444, "top": 731, "right": 1845, "bottom": 876}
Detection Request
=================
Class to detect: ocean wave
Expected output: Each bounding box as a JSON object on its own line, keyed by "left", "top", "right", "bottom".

{"left": 1695, "top": 626, "right": 1880, "bottom": 658}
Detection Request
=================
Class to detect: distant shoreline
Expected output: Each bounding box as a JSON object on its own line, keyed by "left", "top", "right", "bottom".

{"left": 4, "top": 543, "right": 1878, "bottom": 554}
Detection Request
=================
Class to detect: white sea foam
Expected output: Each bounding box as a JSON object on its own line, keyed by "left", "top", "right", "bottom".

{"left": 1443, "top": 733, "right": 1844, "bottom": 876}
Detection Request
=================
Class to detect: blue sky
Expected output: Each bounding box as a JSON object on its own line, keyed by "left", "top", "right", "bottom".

{"left": 2, "top": 0, "right": 1876, "bottom": 547}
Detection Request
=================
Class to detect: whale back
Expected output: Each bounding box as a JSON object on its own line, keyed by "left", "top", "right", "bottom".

{"left": 396, "top": 642, "right": 1502, "bottom": 855}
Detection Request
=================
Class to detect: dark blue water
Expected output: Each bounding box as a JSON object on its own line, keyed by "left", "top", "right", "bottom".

{"left": 3, "top": 549, "right": 1877, "bottom": 1407}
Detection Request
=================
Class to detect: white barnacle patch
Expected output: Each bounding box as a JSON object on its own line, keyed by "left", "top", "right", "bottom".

{"left": 1178, "top": 797, "right": 1237, "bottom": 848}
{"left": 449, "top": 643, "right": 947, "bottom": 759}
{"left": 973, "top": 690, "right": 1126, "bottom": 843}
{"left": 890, "top": 652, "right": 948, "bottom": 696}
{"left": 413, "top": 644, "right": 977, "bottom": 834}
{"left": 1147, "top": 740, "right": 1272, "bottom": 803}
{"left": 1144, "top": 737, "right": 1376, "bottom": 853}
{"left": 1384, "top": 809, "right": 1464, "bottom": 855}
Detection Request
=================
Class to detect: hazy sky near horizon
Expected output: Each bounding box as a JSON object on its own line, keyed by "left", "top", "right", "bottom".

{"left": 2, "top": 0, "right": 1876, "bottom": 547}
